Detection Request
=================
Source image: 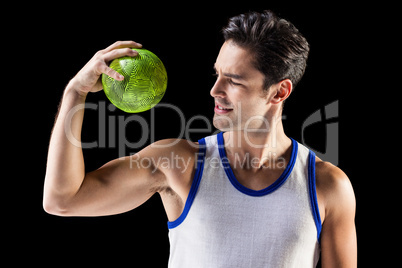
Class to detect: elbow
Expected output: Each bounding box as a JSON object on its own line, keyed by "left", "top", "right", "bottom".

{"left": 43, "top": 200, "right": 64, "bottom": 216}
{"left": 43, "top": 175, "right": 79, "bottom": 216}
{"left": 42, "top": 193, "right": 72, "bottom": 216}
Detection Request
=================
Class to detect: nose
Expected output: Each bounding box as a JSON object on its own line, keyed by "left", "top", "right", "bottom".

{"left": 210, "top": 77, "right": 226, "bottom": 98}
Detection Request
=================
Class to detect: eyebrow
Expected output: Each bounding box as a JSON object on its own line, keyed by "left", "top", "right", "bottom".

{"left": 213, "top": 65, "right": 246, "bottom": 81}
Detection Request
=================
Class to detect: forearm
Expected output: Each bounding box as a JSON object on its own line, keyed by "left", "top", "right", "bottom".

{"left": 43, "top": 81, "right": 87, "bottom": 209}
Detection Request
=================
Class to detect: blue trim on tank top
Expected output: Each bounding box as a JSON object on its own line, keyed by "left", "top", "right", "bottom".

{"left": 217, "top": 132, "right": 298, "bottom": 197}
{"left": 308, "top": 150, "right": 322, "bottom": 242}
{"left": 167, "top": 138, "right": 206, "bottom": 229}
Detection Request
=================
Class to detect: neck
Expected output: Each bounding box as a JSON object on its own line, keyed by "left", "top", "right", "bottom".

{"left": 223, "top": 118, "right": 291, "bottom": 169}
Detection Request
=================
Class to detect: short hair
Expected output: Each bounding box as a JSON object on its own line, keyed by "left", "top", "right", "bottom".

{"left": 222, "top": 10, "right": 310, "bottom": 91}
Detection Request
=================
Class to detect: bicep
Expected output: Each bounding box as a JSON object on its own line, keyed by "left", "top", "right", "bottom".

{"left": 320, "top": 205, "right": 357, "bottom": 267}
{"left": 63, "top": 154, "right": 165, "bottom": 216}
{"left": 319, "top": 165, "right": 357, "bottom": 267}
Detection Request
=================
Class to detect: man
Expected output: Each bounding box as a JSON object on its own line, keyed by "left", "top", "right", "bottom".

{"left": 43, "top": 10, "right": 357, "bottom": 267}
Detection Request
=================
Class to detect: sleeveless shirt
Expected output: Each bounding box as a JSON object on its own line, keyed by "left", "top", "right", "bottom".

{"left": 167, "top": 132, "right": 322, "bottom": 267}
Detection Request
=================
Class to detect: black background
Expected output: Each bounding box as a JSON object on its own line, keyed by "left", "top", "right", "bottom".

{"left": 6, "top": 2, "right": 388, "bottom": 267}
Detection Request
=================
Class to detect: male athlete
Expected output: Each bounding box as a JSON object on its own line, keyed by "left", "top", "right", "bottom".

{"left": 44, "top": 10, "right": 357, "bottom": 267}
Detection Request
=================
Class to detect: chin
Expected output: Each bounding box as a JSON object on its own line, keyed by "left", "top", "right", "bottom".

{"left": 213, "top": 115, "right": 236, "bottom": 132}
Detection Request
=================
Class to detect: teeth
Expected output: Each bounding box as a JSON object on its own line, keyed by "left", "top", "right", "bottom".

{"left": 218, "top": 106, "right": 229, "bottom": 110}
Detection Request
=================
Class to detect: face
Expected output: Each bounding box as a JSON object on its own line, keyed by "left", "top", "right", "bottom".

{"left": 211, "top": 41, "right": 272, "bottom": 132}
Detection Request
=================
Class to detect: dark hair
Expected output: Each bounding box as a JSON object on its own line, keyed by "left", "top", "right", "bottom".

{"left": 222, "top": 10, "right": 310, "bottom": 91}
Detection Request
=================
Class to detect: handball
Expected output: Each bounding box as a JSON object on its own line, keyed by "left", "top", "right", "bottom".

{"left": 102, "top": 48, "right": 167, "bottom": 113}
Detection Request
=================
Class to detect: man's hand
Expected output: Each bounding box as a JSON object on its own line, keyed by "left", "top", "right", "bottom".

{"left": 69, "top": 40, "right": 142, "bottom": 96}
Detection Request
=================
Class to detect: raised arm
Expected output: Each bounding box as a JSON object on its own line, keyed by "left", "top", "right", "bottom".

{"left": 43, "top": 41, "right": 168, "bottom": 216}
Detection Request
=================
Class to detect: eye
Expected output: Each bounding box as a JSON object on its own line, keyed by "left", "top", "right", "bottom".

{"left": 212, "top": 73, "right": 242, "bottom": 87}
{"left": 229, "top": 79, "right": 242, "bottom": 86}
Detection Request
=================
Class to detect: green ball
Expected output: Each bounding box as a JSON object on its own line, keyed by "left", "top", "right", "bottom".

{"left": 102, "top": 48, "right": 167, "bottom": 113}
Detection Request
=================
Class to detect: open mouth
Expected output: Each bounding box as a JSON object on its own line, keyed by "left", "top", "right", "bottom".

{"left": 215, "top": 104, "right": 233, "bottom": 114}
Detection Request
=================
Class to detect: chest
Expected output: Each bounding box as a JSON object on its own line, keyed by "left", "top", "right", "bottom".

{"left": 189, "top": 165, "right": 316, "bottom": 240}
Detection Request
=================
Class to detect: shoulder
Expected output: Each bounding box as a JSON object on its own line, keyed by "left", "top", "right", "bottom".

{"left": 315, "top": 158, "right": 354, "bottom": 201}
{"left": 315, "top": 157, "right": 356, "bottom": 222}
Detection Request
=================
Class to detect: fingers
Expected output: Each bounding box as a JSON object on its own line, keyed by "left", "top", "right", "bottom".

{"left": 103, "top": 40, "right": 142, "bottom": 53}
{"left": 96, "top": 41, "right": 143, "bottom": 81}
{"left": 102, "top": 47, "right": 138, "bottom": 63}
{"left": 100, "top": 64, "right": 125, "bottom": 81}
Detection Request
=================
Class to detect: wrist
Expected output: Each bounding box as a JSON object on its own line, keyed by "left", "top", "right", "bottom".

{"left": 65, "top": 79, "right": 88, "bottom": 99}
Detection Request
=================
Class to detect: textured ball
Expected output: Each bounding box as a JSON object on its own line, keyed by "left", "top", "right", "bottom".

{"left": 102, "top": 48, "right": 167, "bottom": 113}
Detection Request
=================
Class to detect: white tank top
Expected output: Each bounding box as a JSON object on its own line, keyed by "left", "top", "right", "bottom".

{"left": 168, "top": 132, "right": 322, "bottom": 267}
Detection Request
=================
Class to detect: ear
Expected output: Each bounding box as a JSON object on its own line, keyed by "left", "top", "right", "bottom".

{"left": 270, "top": 79, "right": 293, "bottom": 104}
